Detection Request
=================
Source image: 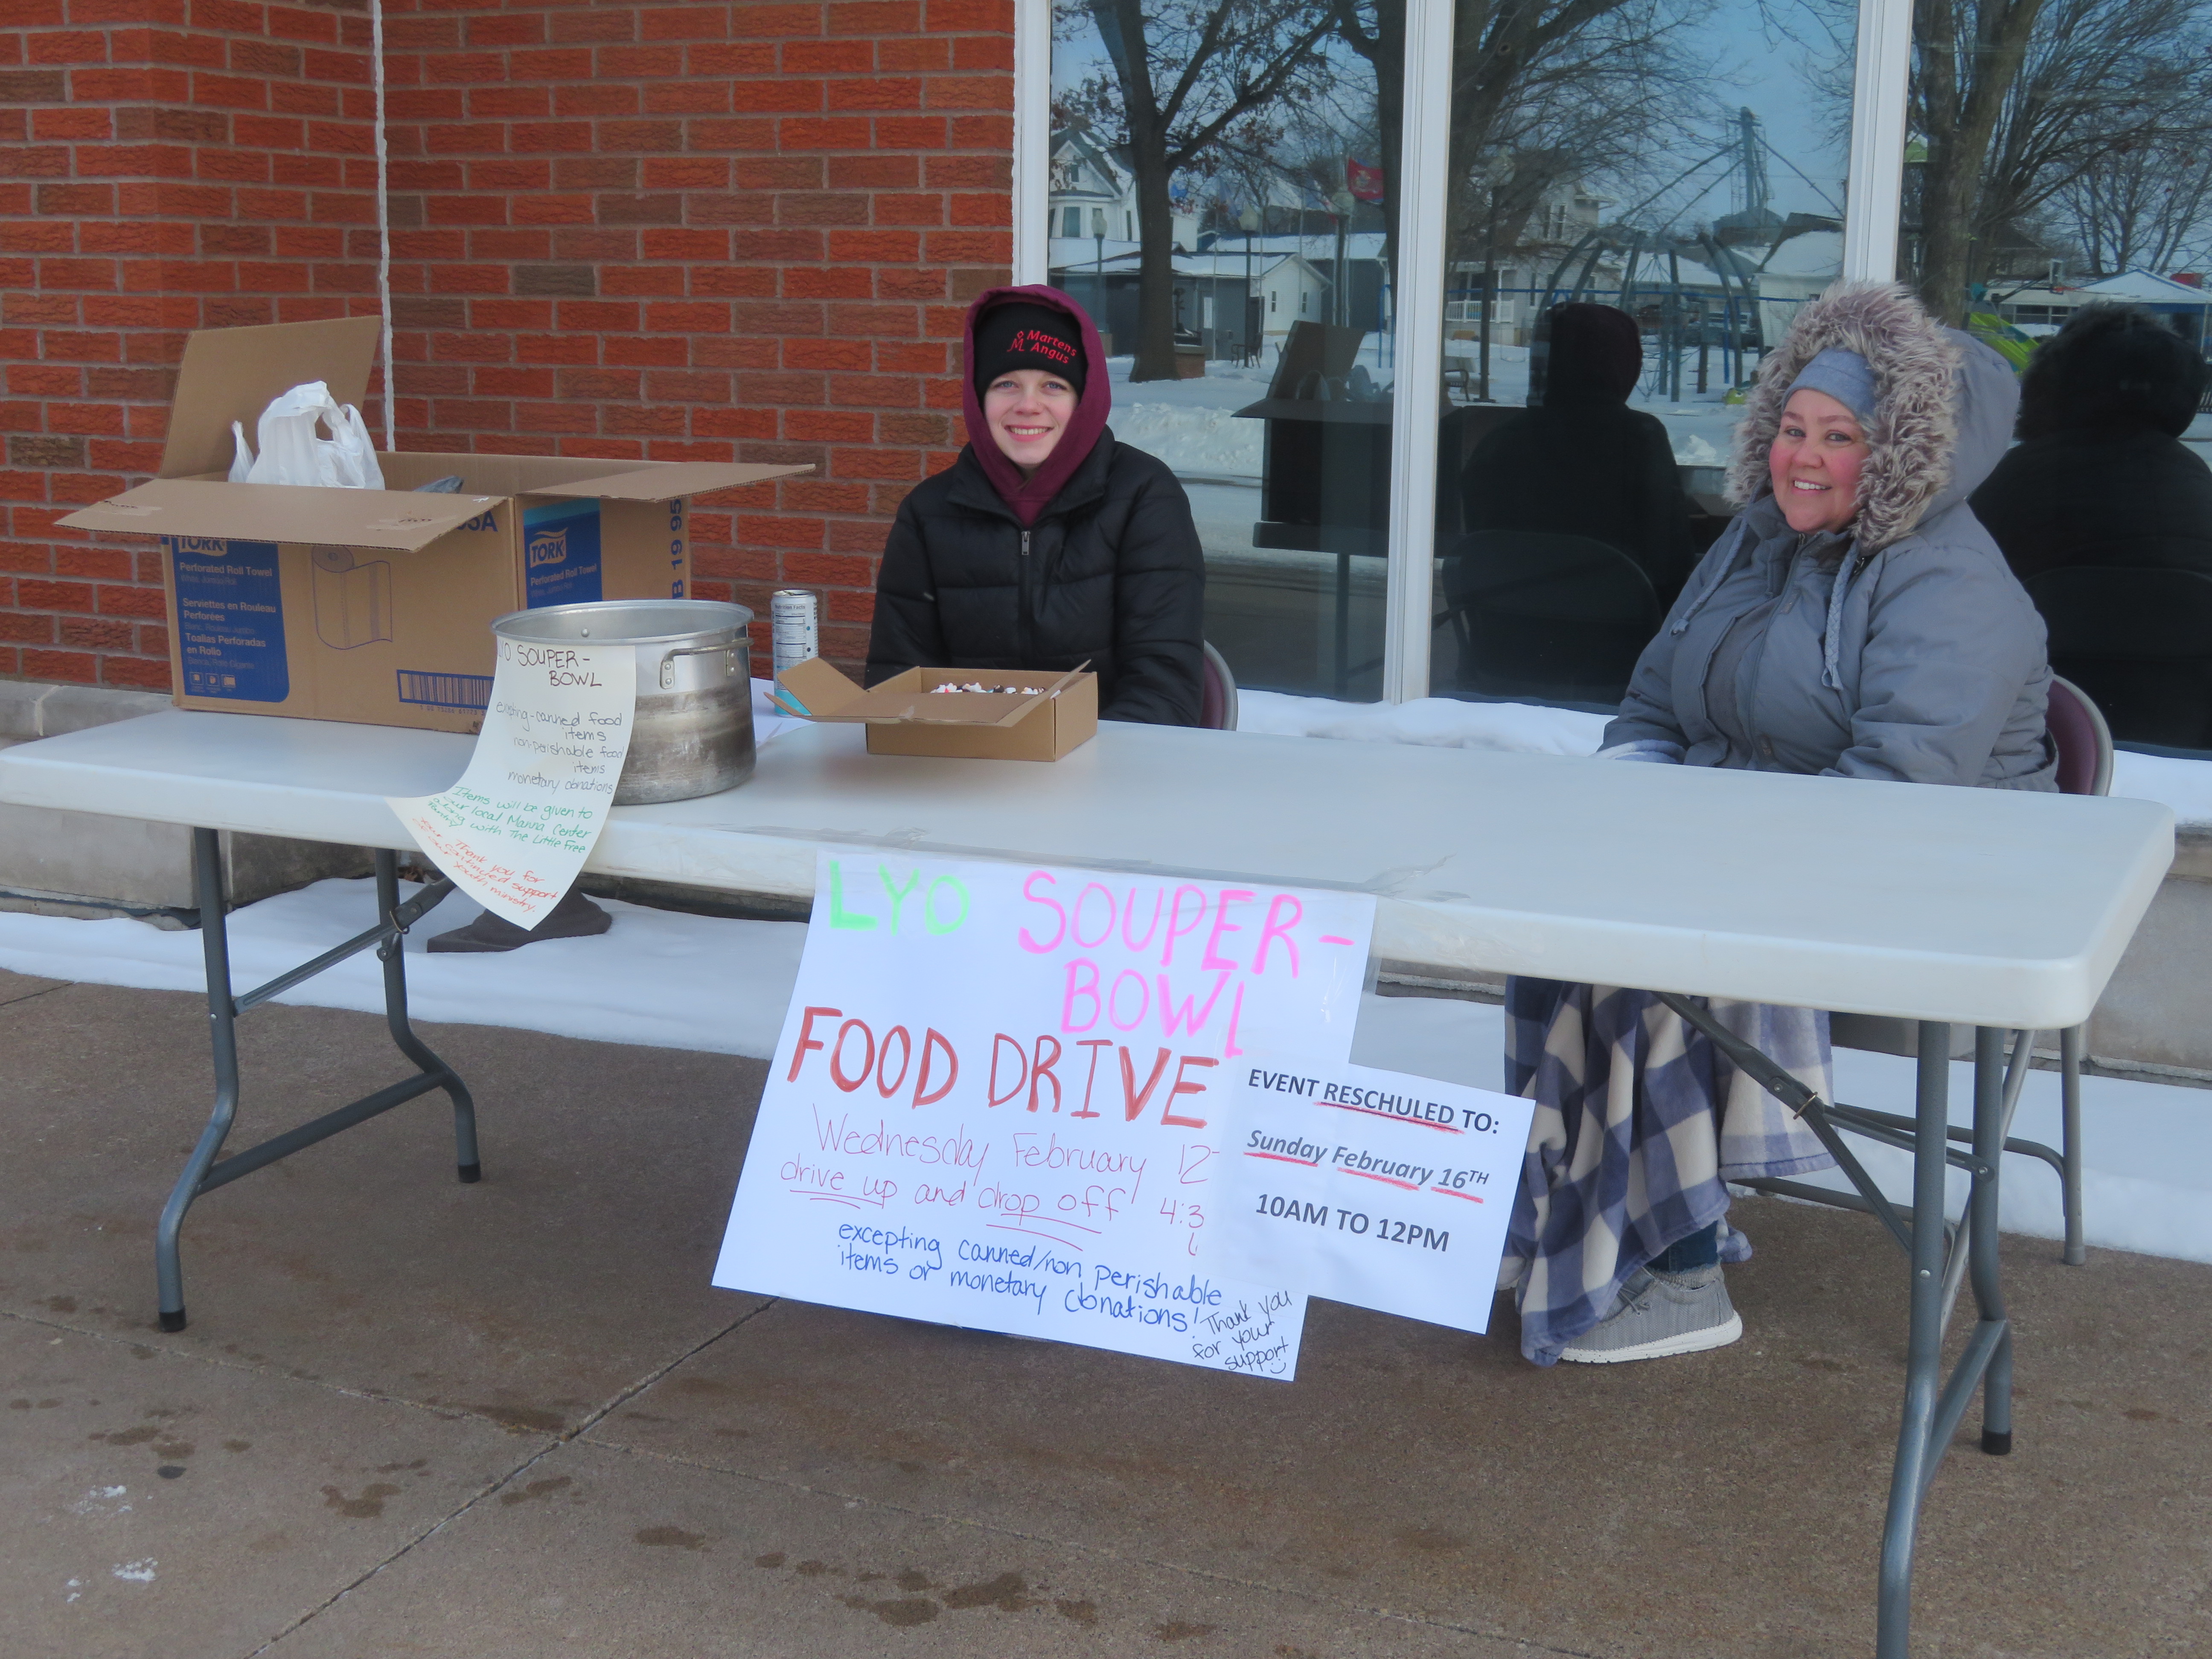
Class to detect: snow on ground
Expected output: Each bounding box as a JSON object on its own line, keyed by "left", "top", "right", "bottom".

{"left": 4, "top": 877, "right": 2205, "bottom": 1266}
{"left": 1103, "top": 348, "right": 1746, "bottom": 475}
{"left": 0, "top": 876, "right": 806, "bottom": 1059}
{"left": 1240, "top": 688, "right": 1607, "bottom": 757}
{"left": 1111, "top": 399, "right": 1262, "bottom": 478}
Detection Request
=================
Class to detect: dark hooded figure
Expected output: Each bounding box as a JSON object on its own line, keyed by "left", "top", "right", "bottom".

{"left": 1969, "top": 303, "right": 2212, "bottom": 585}
{"left": 865, "top": 286, "right": 1206, "bottom": 725}
{"left": 1458, "top": 301, "right": 1698, "bottom": 603}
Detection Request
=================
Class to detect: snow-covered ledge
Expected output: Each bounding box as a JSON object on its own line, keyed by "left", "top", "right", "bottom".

{"left": 1233, "top": 690, "right": 2212, "bottom": 1080}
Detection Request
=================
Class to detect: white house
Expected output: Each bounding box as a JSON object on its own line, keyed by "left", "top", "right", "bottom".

{"left": 1047, "top": 127, "right": 1197, "bottom": 250}
{"left": 1255, "top": 254, "right": 1332, "bottom": 348}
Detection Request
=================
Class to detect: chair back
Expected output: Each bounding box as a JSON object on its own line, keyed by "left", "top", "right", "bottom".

{"left": 2044, "top": 675, "right": 2113, "bottom": 796}
{"left": 1441, "top": 530, "right": 1661, "bottom": 705}
{"left": 1199, "top": 640, "right": 1238, "bottom": 731}
{"left": 2023, "top": 565, "right": 2212, "bottom": 749}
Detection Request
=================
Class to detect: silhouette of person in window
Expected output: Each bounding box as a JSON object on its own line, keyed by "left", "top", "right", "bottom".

{"left": 1459, "top": 302, "right": 1698, "bottom": 604}
{"left": 1971, "top": 303, "right": 2212, "bottom": 585}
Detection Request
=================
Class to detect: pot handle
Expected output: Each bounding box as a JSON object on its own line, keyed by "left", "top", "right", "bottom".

{"left": 658, "top": 640, "right": 745, "bottom": 690}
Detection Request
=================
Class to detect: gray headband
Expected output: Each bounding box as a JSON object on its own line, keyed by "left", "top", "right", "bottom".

{"left": 1785, "top": 347, "right": 1878, "bottom": 425}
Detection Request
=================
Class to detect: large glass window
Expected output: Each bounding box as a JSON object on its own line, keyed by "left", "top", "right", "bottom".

{"left": 1901, "top": 0, "right": 2212, "bottom": 752}
{"left": 1050, "top": 1, "right": 1403, "bottom": 700}
{"left": 1425, "top": 0, "right": 1857, "bottom": 709}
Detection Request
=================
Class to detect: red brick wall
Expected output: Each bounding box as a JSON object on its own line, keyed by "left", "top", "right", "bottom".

{"left": 0, "top": 0, "right": 1016, "bottom": 692}
{"left": 0, "top": 0, "right": 385, "bottom": 690}
{"left": 376, "top": 0, "right": 1013, "bottom": 669}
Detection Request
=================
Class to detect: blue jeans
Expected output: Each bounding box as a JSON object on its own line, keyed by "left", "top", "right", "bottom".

{"left": 1650, "top": 1222, "right": 1720, "bottom": 1274}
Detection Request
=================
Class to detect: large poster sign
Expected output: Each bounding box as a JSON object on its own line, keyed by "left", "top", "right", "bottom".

{"left": 712, "top": 852, "right": 1377, "bottom": 1378}
{"left": 1211, "top": 1062, "right": 1534, "bottom": 1333}
{"left": 387, "top": 637, "right": 634, "bottom": 928}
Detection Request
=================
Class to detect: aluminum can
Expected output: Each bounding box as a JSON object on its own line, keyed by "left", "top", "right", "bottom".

{"left": 771, "top": 588, "right": 819, "bottom": 679}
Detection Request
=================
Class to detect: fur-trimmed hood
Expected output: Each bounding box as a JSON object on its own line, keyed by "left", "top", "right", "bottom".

{"left": 1726, "top": 281, "right": 2019, "bottom": 554}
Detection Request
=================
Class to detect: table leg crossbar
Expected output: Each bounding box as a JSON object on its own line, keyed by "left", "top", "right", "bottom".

{"left": 1651, "top": 993, "right": 2015, "bottom": 1658}
{"left": 156, "top": 830, "right": 474, "bottom": 1333}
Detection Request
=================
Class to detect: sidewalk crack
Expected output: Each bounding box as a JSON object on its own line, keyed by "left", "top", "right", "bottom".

{"left": 240, "top": 1300, "right": 778, "bottom": 1656}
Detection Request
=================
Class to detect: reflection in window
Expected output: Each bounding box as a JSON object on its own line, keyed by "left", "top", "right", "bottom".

{"left": 1050, "top": 0, "right": 1400, "bottom": 700}
{"left": 1429, "top": 0, "right": 1854, "bottom": 710}
{"left": 1901, "top": 0, "right": 2212, "bottom": 752}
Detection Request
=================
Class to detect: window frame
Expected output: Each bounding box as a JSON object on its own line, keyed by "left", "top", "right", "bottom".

{"left": 1013, "top": 0, "right": 1914, "bottom": 704}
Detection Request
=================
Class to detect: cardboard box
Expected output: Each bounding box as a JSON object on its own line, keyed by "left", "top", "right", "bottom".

{"left": 774, "top": 659, "right": 1097, "bottom": 760}
{"left": 60, "top": 317, "right": 809, "bottom": 733}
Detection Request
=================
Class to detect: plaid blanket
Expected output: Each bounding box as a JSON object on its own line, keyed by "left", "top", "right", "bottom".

{"left": 1500, "top": 978, "right": 1835, "bottom": 1365}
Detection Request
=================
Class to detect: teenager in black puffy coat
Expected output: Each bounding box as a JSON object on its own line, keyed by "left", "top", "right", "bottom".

{"left": 865, "top": 286, "right": 1205, "bottom": 725}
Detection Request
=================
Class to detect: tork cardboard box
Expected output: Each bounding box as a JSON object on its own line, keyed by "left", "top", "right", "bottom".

{"left": 60, "top": 316, "right": 809, "bottom": 733}
{"left": 775, "top": 660, "right": 1098, "bottom": 760}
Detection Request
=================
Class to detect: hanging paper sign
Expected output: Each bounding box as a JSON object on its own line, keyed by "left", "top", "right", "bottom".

{"left": 711, "top": 852, "right": 1377, "bottom": 1379}
{"left": 1210, "top": 1062, "right": 1534, "bottom": 1333}
{"left": 386, "top": 637, "right": 634, "bottom": 928}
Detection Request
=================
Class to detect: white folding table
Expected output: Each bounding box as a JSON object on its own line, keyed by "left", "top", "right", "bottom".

{"left": 0, "top": 709, "right": 2174, "bottom": 1658}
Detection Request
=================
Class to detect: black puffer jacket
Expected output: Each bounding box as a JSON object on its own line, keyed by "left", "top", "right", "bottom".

{"left": 866, "top": 432, "right": 1205, "bottom": 725}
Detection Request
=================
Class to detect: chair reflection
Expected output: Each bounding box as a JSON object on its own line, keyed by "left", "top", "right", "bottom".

{"left": 1438, "top": 529, "right": 1661, "bottom": 708}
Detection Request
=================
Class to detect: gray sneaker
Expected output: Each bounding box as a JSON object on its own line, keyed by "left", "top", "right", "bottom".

{"left": 1557, "top": 1264, "right": 1743, "bottom": 1364}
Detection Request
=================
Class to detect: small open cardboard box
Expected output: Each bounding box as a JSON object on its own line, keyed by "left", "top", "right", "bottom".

{"left": 774, "top": 659, "right": 1098, "bottom": 760}
{"left": 59, "top": 315, "right": 810, "bottom": 733}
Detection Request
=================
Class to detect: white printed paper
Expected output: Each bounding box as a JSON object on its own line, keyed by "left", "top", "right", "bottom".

{"left": 387, "top": 637, "right": 634, "bottom": 928}
{"left": 1211, "top": 1061, "right": 1535, "bottom": 1333}
{"left": 712, "top": 852, "right": 1379, "bottom": 1379}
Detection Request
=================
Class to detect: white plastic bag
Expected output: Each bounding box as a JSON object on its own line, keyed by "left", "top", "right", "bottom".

{"left": 228, "top": 419, "right": 254, "bottom": 483}
{"left": 243, "top": 381, "right": 385, "bottom": 490}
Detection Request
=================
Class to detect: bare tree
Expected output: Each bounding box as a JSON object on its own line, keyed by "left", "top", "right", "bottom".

{"left": 1085, "top": 0, "right": 1338, "bottom": 380}
{"left": 1910, "top": 0, "right": 2212, "bottom": 321}
{"left": 2058, "top": 136, "right": 2212, "bottom": 278}
{"left": 1467, "top": 5, "right": 1719, "bottom": 259}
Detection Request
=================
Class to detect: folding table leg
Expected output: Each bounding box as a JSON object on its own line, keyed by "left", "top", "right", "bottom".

{"left": 155, "top": 828, "right": 242, "bottom": 1333}
{"left": 1969, "top": 1025, "right": 2013, "bottom": 1455}
{"left": 154, "top": 835, "right": 476, "bottom": 1333}
{"left": 1876, "top": 1020, "right": 1954, "bottom": 1659}
{"left": 2060, "top": 1025, "right": 2086, "bottom": 1266}
{"left": 373, "top": 850, "right": 479, "bottom": 1182}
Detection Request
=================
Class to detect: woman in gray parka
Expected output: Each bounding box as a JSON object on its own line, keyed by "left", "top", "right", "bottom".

{"left": 1501, "top": 282, "right": 2057, "bottom": 1368}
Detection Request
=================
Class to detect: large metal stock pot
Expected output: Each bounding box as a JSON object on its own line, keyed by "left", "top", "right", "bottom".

{"left": 491, "top": 599, "right": 755, "bottom": 805}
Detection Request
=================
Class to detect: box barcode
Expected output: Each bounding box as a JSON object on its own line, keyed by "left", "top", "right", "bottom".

{"left": 396, "top": 670, "right": 493, "bottom": 710}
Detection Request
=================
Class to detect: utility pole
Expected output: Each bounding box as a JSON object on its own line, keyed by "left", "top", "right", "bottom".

{"left": 1330, "top": 188, "right": 1355, "bottom": 329}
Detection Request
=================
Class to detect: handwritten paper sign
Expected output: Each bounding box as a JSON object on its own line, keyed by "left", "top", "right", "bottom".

{"left": 1211, "top": 1062, "right": 1534, "bottom": 1333}
{"left": 711, "top": 852, "right": 1378, "bottom": 1379}
{"left": 387, "top": 637, "right": 634, "bottom": 928}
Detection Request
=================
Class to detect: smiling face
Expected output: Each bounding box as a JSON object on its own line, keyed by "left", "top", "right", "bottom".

{"left": 983, "top": 369, "right": 1080, "bottom": 477}
{"left": 1769, "top": 387, "right": 1870, "bottom": 535}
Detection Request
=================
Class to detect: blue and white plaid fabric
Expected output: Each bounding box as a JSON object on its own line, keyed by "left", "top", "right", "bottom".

{"left": 1500, "top": 978, "right": 1835, "bottom": 1365}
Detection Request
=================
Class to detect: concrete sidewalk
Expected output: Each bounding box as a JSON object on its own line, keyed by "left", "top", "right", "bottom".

{"left": 4, "top": 966, "right": 2207, "bottom": 1658}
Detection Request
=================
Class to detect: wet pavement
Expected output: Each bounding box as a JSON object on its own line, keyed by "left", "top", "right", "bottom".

{"left": 5, "top": 967, "right": 2208, "bottom": 1657}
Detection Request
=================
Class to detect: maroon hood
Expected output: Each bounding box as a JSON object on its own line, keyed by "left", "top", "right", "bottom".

{"left": 960, "top": 284, "right": 1112, "bottom": 526}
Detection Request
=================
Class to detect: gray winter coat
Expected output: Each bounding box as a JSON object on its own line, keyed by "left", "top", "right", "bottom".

{"left": 1604, "top": 282, "right": 2058, "bottom": 791}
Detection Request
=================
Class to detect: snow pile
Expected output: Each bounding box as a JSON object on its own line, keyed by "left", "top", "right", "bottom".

{"left": 1238, "top": 689, "right": 1607, "bottom": 757}
{"left": 0, "top": 878, "right": 803, "bottom": 1059}
{"left": 2110, "top": 748, "right": 2212, "bottom": 829}
{"left": 4, "top": 878, "right": 2203, "bottom": 1263}
{"left": 1671, "top": 433, "right": 1724, "bottom": 465}
{"left": 1111, "top": 401, "right": 1262, "bottom": 478}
